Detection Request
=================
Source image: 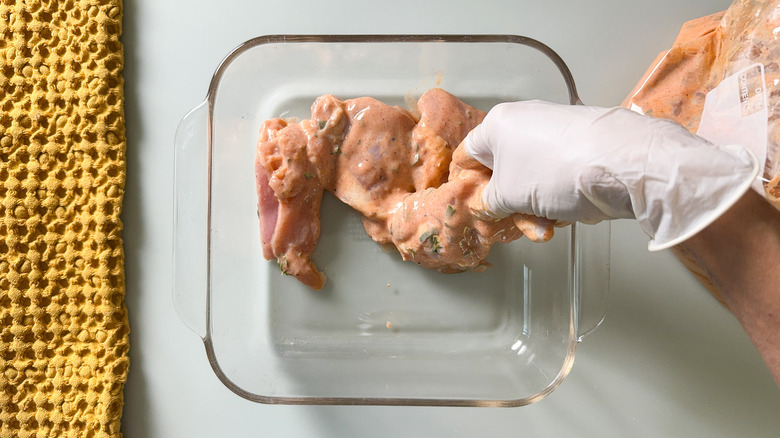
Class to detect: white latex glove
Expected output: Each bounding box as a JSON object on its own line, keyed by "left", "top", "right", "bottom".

{"left": 463, "top": 100, "right": 759, "bottom": 250}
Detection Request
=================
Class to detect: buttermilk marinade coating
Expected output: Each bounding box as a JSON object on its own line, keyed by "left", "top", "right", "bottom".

{"left": 256, "top": 89, "right": 555, "bottom": 289}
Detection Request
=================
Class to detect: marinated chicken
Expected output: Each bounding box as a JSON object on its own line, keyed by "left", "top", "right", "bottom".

{"left": 256, "top": 89, "right": 555, "bottom": 289}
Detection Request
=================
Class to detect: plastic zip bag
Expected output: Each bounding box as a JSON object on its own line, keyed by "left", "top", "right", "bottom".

{"left": 624, "top": 0, "right": 780, "bottom": 209}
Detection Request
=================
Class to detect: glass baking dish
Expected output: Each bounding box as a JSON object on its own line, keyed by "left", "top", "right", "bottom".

{"left": 173, "top": 35, "right": 610, "bottom": 406}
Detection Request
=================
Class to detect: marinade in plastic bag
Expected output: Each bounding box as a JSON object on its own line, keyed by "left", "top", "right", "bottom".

{"left": 624, "top": 0, "right": 780, "bottom": 209}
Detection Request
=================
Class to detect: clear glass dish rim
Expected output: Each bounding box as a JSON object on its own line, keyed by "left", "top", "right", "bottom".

{"left": 200, "top": 34, "right": 584, "bottom": 407}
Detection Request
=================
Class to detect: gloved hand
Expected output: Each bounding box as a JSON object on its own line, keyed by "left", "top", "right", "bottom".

{"left": 463, "top": 100, "right": 759, "bottom": 250}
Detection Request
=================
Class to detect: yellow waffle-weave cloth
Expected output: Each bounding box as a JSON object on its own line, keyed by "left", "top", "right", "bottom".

{"left": 0, "top": 1, "right": 128, "bottom": 437}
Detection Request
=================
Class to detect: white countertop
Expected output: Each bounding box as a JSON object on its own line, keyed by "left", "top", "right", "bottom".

{"left": 120, "top": 0, "right": 780, "bottom": 436}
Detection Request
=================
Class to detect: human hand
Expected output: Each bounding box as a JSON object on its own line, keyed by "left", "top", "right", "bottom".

{"left": 463, "top": 100, "right": 759, "bottom": 250}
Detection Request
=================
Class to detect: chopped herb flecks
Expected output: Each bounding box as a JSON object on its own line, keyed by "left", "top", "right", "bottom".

{"left": 419, "top": 227, "right": 438, "bottom": 243}
{"left": 419, "top": 227, "right": 442, "bottom": 254}
{"left": 430, "top": 235, "right": 442, "bottom": 254}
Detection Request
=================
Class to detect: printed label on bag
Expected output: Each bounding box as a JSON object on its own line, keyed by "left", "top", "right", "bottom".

{"left": 739, "top": 64, "right": 766, "bottom": 117}
{"left": 697, "top": 63, "right": 767, "bottom": 193}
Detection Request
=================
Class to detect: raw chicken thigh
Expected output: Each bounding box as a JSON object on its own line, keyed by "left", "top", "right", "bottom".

{"left": 256, "top": 89, "right": 555, "bottom": 289}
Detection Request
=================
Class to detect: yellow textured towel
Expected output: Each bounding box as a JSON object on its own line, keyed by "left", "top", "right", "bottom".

{"left": 0, "top": 1, "right": 128, "bottom": 437}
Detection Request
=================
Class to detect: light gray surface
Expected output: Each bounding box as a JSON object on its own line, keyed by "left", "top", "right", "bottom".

{"left": 121, "top": 0, "right": 780, "bottom": 436}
